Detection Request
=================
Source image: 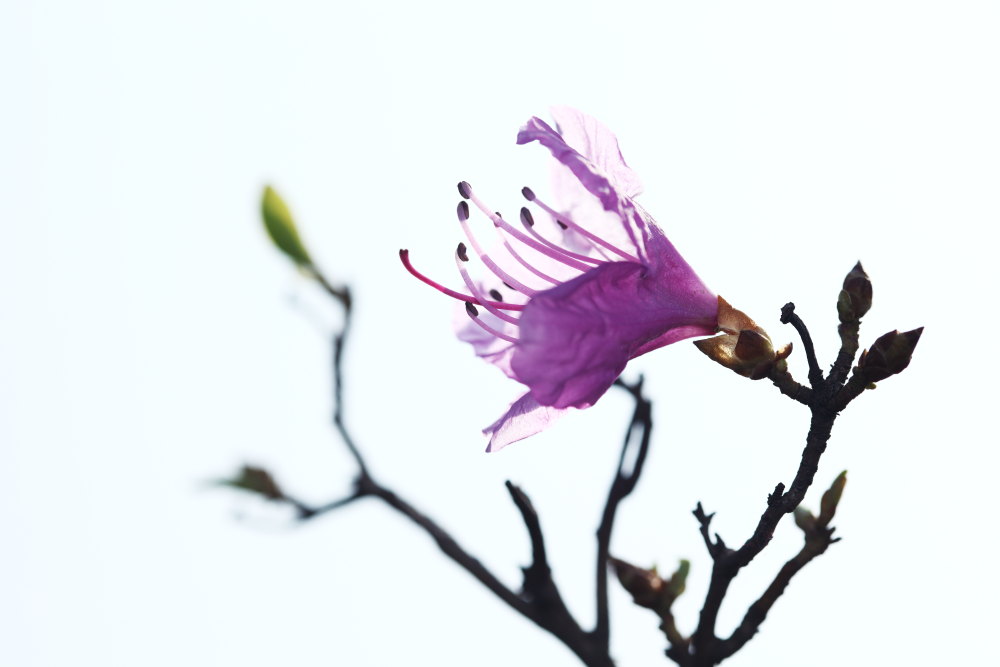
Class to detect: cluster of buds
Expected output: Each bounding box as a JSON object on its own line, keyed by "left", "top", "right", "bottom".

{"left": 693, "top": 297, "right": 793, "bottom": 380}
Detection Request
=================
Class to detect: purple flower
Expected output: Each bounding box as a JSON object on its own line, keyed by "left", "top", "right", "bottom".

{"left": 401, "top": 107, "right": 718, "bottom": 451}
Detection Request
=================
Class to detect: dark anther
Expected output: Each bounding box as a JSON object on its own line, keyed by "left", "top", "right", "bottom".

{"left": 457, "top": 181, "right": 472, "bottom": 199}
{"left": 489, "top": 289, "right": 503, "bottom": 301}
{"left": 557, "top": 220, "right": 568, "bottom": 230}
{"left": 521, "top": 186, "right": 536, "bottom": 201}
{"left": 457, "top": 200, "right": 470, "bottom": 221}
{"left": 520, "top": 207, "right": 535, "bottom": 227}
{"left": 503, "top": 281, "right": 514, "bottom": 290}
{"left": 465, "top": 301, "right": 479, "bottom": 317}
{"left": 457, "top": 242, "right": 469, "bottom": 262}
{"left": 494, "top": 211, "right": 502, "bottom": 219}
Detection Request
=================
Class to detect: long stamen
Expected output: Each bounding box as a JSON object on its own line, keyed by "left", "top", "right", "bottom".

{"left": 457, "top": 201, "right": 538, "bottom": 296}
{"left": 459, "top": 182, "right": 594, "bottom": 272}
{"left": 524, "top": 189, "right": 640, "bottom": 263}
{"left": 495, "top": 230, "right": 561, "bottom": 285}
{"left": 455, "top": 244, "right": 520, "bottom": 324}
{"left": 465, "top": 302, "right": 519, "bottom": 344}
{"left": 398, "top": 249, "right": 524, "bottom": 311}
{"left": 518, "top": 206, "right": 604, "bottom": 266}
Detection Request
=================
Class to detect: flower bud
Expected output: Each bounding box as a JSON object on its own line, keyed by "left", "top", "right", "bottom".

{"left": 793, "top": 506, "right": 818, "bottom": 533}
{"left": 858, "top": 327, "right": 924, "bottom": 382}
{"left": 610, "top": 557, "right": 689, "bottom": 615}
{"left": 817, "top": 470, "right": 847, "bottom": 527}
{"left": 838, "top": 262, "right": 873, "bottom": 323}
{"left": 216, "top": 465, "right": 285, "bottom": 501}
{"left": 665, "top": 559, "right": 690, "bottom": 599}
{"left": 694, "top": 297, "right": 792, "bottom": 380}
{"left": 261, "top": 185, "right": 314, "bottom": 268}
{"left": 610, "top": 557, "right": 663, "bottom": 610}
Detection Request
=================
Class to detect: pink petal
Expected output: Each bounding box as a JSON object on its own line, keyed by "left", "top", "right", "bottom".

{"left": 511, "top": 256, "right": 717, "bottom": 409}
{"left": 517, "top": 114, "right": 649, "bottom": 262}
{"left": 453, "top": 300, "right": 517, "bottom": 378}
{"left": 549, "top": 106, "right": 643, "bottom": 198}
{"left": 483, "top": 393, "right": 568, "bottom": 452}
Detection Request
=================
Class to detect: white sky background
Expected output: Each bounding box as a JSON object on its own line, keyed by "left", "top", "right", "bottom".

{"left": 1, "top": 1, "right": 997, "bottom": 665}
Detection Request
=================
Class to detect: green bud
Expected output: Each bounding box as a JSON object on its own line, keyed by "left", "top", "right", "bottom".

{"left": 858, "top": 327, "right": 924, "bottom": 382}
{"left": 261, "top": 185, "right": 314, "bottom": 268}
{"left": 838, "top": 261, "right": 873, "bottom": 323}
{"left": 794, "top": 506, "right": 817, "bottom": 533}
{"left": 665, "top": 559, "right": 690, "bottom": 598}
{"left": 216, "top": 465, "right": 284, "bottom": 501}
{"left": 817, "top": 470, "right": 848, "bottom": 527}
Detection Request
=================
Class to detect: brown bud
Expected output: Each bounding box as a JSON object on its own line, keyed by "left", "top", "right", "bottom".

{"left": 610, "top": 557, "right": 664, "bottom": 610}
{"left": 838, "top": 262, "right": 873, "bottom": 323}
{"left": 610, "top": 557, "right": 688, "bottom": 617}
{"left": 694, "top": 297, "right": 792, "bottom": 379}
{"left": 216, "top": 465, "right": 285, "bottom": 501}
{"left": 858, "top": 327, "right": 923, "bottom": 382}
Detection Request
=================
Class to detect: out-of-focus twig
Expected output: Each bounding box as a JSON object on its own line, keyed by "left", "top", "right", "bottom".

{"left": 272, "top": 269, "right": 662, "bottom": 667}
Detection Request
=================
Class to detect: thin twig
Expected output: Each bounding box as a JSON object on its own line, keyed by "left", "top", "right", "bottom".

{"left": 692, "top": 503, "right": 728, "bottom": 560}
{"left": 506, "top": 481, "right": 549, "bottom": 576}
{"left": 780, "top": 303, "right": 824, "bottom": 389}
{"left": 285, "top": 271, "right": 627, "bottom": 667}
{"left": 594, "top": 377, "right": 653, "bottom": 651}
{"left": 363, "top": 477, "right": 536, "bottom": 617}
{"left": 718, "top": 528, "right": 838, "bottom": 659}
{"left": 767, "top": 366, "right": 813, "bottom": 405}
{"left": 291, "top": 491, "right": 364, "bottom": 520}
{"left": 505, "top": 481, "right": 585, "bottom": 634}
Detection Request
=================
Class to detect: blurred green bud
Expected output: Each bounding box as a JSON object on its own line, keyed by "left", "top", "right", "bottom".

{"left": 794, "top": 506, "right": 817, "bottom": 533}
{"left": 858, "top": 327, "right": 924, "bottom": 382}
{"left": 817, "top": 470, "right": 848, "bottom": 527}
{"left": 261, "top": 185, "right": 314, "bottom": 268}
{"left": 665, "top": 559, "right": 690, "bottom": 599}
{"left": 216, "top": 465, "right": 284, "bottom": 501}
{"left": 838, "top": 261, "right": 873, "bottom": 323}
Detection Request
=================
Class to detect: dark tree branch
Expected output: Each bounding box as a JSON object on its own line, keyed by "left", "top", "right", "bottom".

{"left": 831, "top": 371, "right": 872, "bottom": 412}
{"left": 828, "top": 319, "right": 860, "bottom": 388}
{"left": 767, "top": 366, "right": 812, "bottom": 405}
{"left": 718, "top": 526, "right": 838, "bottom": 659}
{"left": 267, "top": 271, "right": 668, "bottom": 667}
{"left": 669, "top": 300, "right": 871, "bottom": 666}
{"left": 593, "top": 377, "right": 653, "bottom": 651}
{"left": 503, "top": 480, "right": 598, "bottom": 657}
{"left": 506, "top": 480, "right": 550, "bottom": 580}
{"left": 241, "top": 253, "right": 906, "bottom": 667}
{"left": 290, "top": 490, "right": 363, "bottom": 520}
